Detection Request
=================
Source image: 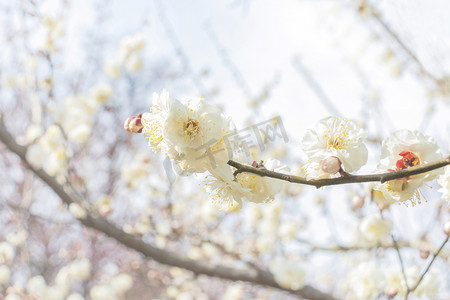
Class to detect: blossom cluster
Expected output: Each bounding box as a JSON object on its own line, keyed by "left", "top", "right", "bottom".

{"left": 26, "top": 83, "right": 113, "bottom": 177}
{"left": 127, "top": 90, "right": 448, "bottom": 211}
{"left": 346, "top": 262, "right": 440, "bottom": 299}
{"left": 104, "top": 33, "right": 145, "bottom": 78}
{"left": 125, "top": 90, "right": 290, "bottom": 211}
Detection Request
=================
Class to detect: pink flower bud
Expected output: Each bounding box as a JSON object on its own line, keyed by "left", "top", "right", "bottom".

{"left": 386, "top": 288, "right": 398, "bottom": 298}
{"left": 124, "top": 114, "right": 143, "bottom": 133}
{"left": 351, "top": 195, "right": 365, "bottom": 210}
{"left": 321, "top": 156, "right": 342, "bottom": 174}
{"left": 420, "top": 249, "right": 430, "bottom": 259}
{"left": 444, "top": 221, "right": 450, "bottom": 237}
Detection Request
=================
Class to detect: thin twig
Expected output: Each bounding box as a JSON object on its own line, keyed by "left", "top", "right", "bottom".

{"left": 292, "top": 57, "right": 343, "bottom": 117}
{"left": 391, "top": 234, "right": 410, "bottom": 296}
{"left": 407, "top": 236, "right": 449, "bottom": 296}
{"left": 364, "top": 4, "right": 439, "bottom": 84}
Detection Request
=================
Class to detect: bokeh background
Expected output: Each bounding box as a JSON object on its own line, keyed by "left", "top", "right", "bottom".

{"left": 0, "top": 0, "right": 449, "bottom": 299}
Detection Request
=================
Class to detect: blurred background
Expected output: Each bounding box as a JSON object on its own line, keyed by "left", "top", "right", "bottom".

{"left": 0, "top": 0, "right": 449, "bottom": 299}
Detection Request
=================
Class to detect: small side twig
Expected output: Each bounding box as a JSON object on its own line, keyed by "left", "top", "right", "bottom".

{"left": 406, "top": 236, "right": 449, "bottom": 297}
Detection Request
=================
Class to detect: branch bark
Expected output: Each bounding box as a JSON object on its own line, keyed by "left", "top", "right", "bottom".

{"left": 227, "top": 157, "right": 450, "bottom": 189}
{"left": 0, "top": 120, "right": 337, "bottom": 300}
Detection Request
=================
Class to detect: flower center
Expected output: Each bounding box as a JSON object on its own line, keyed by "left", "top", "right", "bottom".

{"left": 395, "top": 151, "right": 420, "bottom": 171}
{"left": 324, "top": 119, "right": 356, "bottom": 150}
{"left": 184, "top": 118, "right": 199, "bottom": 139}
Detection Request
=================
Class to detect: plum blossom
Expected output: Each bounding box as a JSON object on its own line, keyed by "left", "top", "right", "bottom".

{"left": 375, "top": 130, "right": 442, "bottom": 204}
{"left": 347, "top": 262, "right": 385, "bottom": 299}
{"left": 302, "top": 117, "right": 368, "bottom": 179}
{"left": 204, "top": 165, "right": 249, "bottom": 210}
{"left": 235, "top": 157, "right": 290, "bottom": 204}
{"left": 269, "top": 256, "right": 305, "bottom": 290}
{"left": 437, "top": 166, "right": 450, "bottom": 204}
{"left": 142, "top": 90, "right": 231, "bottom": 173}
{"left": 0, "top": 242, "right": 15, "bottom": 264}
{"left": 104, "top": 33, "right": 145, "bottom": 78}
{"left": 0, "top": 265, "right": 11, "bottom": 284}
{"left": 359, "top": 214, "right": 392, "bottom": 243}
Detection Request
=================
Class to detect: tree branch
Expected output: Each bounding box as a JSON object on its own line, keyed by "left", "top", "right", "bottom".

{"left": 227, "top": 157, "right": 450, "bottom": 189}
{"left": 0, "top": 120, "right": 337, "bottom": 300}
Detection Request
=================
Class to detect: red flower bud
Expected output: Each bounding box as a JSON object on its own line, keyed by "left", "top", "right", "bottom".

{"left": 124, "top": 113, "right": 143, "bottom": 133}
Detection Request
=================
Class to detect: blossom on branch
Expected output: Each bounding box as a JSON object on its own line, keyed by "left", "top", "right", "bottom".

{"left": 269, "top": 256, "right": 305, "bottom": 290}
{"left": 375, "top": 130, "right": 443, "bottom": 204}
{"left": 141, "top": 90, "right": 232, "bottom": 173}
{"left": 302, "top": 117, "right": 368, "bottom": 179}
{"left": 437, "top": 166, "right": 450, "bottom": 204}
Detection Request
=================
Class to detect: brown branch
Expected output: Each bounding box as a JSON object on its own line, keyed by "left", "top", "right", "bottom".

{"left": 0, "top": 120, "right": 337, "bottom": 300}
{"left": 227, "top": 157, "right": 450, "bottom": 189}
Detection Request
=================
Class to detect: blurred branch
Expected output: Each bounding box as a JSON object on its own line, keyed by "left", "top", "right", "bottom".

{"left": 154, "top": 0, "right": 210, "bottom": 98}
{"left": 0, "top": 120, "right": 337, "bottom": 300}
{"left": 407, "top": 236, "right": 449, "bottom": 297}
{"left": 292, "top": 56, "right": 343, "bottom": 117}
{"left": 391, "top": 234, "right": 410, "bottom": 294}
{"left": 228, "top": 156, "right": 450, "bottom": 189}
{"left": 203, "top": 21, "right": 252, "bottom": 99}
{"left": 361, "top": 1, "right": 440, "bottom": 84}
{"left": 297, "top": 239, "right": 449, "bottom": 261}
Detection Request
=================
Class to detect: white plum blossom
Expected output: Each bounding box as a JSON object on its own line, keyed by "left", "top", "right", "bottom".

{"left": 5, "top": 294, "right": 21, "bottom": 300}
{"left": 347, "top": 262, "right": 385, "bottom": 299}
{"left": 67, "top": 123, "right": 92, "bottom": 144}
{"left": 69, "top": 203, "right": 87, "bottom": 219}
{"left": 437, "top": 166, "right": 450, "bottom": 204}
{"left": 66, "top": 293, "right": 85, "bottom": 300}
{"left": 269, "top": 256, "right": 305, "bottom": 290}
{"left": 89, "top": 83, "right": 113, "bottom": 105}
{"left": 104, "top": 60, "right": 122, "bottom": 79}
{"left": 104, "top": 32, "right": 145, "bottom": 79}
{"left": 204, "top": 165, "right": 249, "bottom": 210}
{"left": 0, "top": 242, "right": 15, "bottom": 264}
{"left": 223, "top": 284, "right": 244, "bottom": 300}
{"left": 359, "top": 214, "right": 393, "bottom": 243}
{"left": 0, "top": 265, "right": 11, "bottom": 284}
{"left": 302, "top": 117, "right": 368, "bottom": 179}
{"left": 142, "top": 90, "right": 231, "bottom": 173}
{"left": 26, "top": 275, "right": 47, "bottom": 298}
{"left": 375, "top": 130, "right": 442, "bottom": 204}
{"left": 163, "top": 98, "right": 224, "bottom": 152}
{"left": 110, "top": 274, "right": 133, "bottom": 294}
{"left": 384, "top": 266, "right": 440, "bottom": 299}
{"left": 141, "top": 90, "right": 175, "bottom": 152}
{"left": 55, "top": 258, "right": 92, "bottom": 288}
{"left": 235, "top": 158, "right": 290, "bottom": 203}
{"left": 90, "top": 285, "right": 115, "bottom": 300}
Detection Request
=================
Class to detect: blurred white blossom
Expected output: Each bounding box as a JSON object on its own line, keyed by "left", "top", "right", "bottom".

{"left": 269, "top": 256, "right": 305, "bottom": 290}
{"left": 359, "top": 214, "right": 392, "bottom": 243}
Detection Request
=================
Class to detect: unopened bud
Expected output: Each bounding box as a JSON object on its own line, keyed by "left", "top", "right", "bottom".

{"left": 386, "top": 288, "right": 398, "bottom": 298}
{"left": 420, "top": 249, "right": 430, "bottom": 259}
{"left": 124, "top": 114, "right": 143, "bottom": 133}
{"left": 351, "top": 195, "right": 365, "bottom": 210}
{"left": 444, "top": 221, "right": 450, "bottom": 237}
{"left": 321, "top": 156, "right": 342, "bottom": 174}
{"left": 99, "top": 205, "right": 113, "bottom": 217}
